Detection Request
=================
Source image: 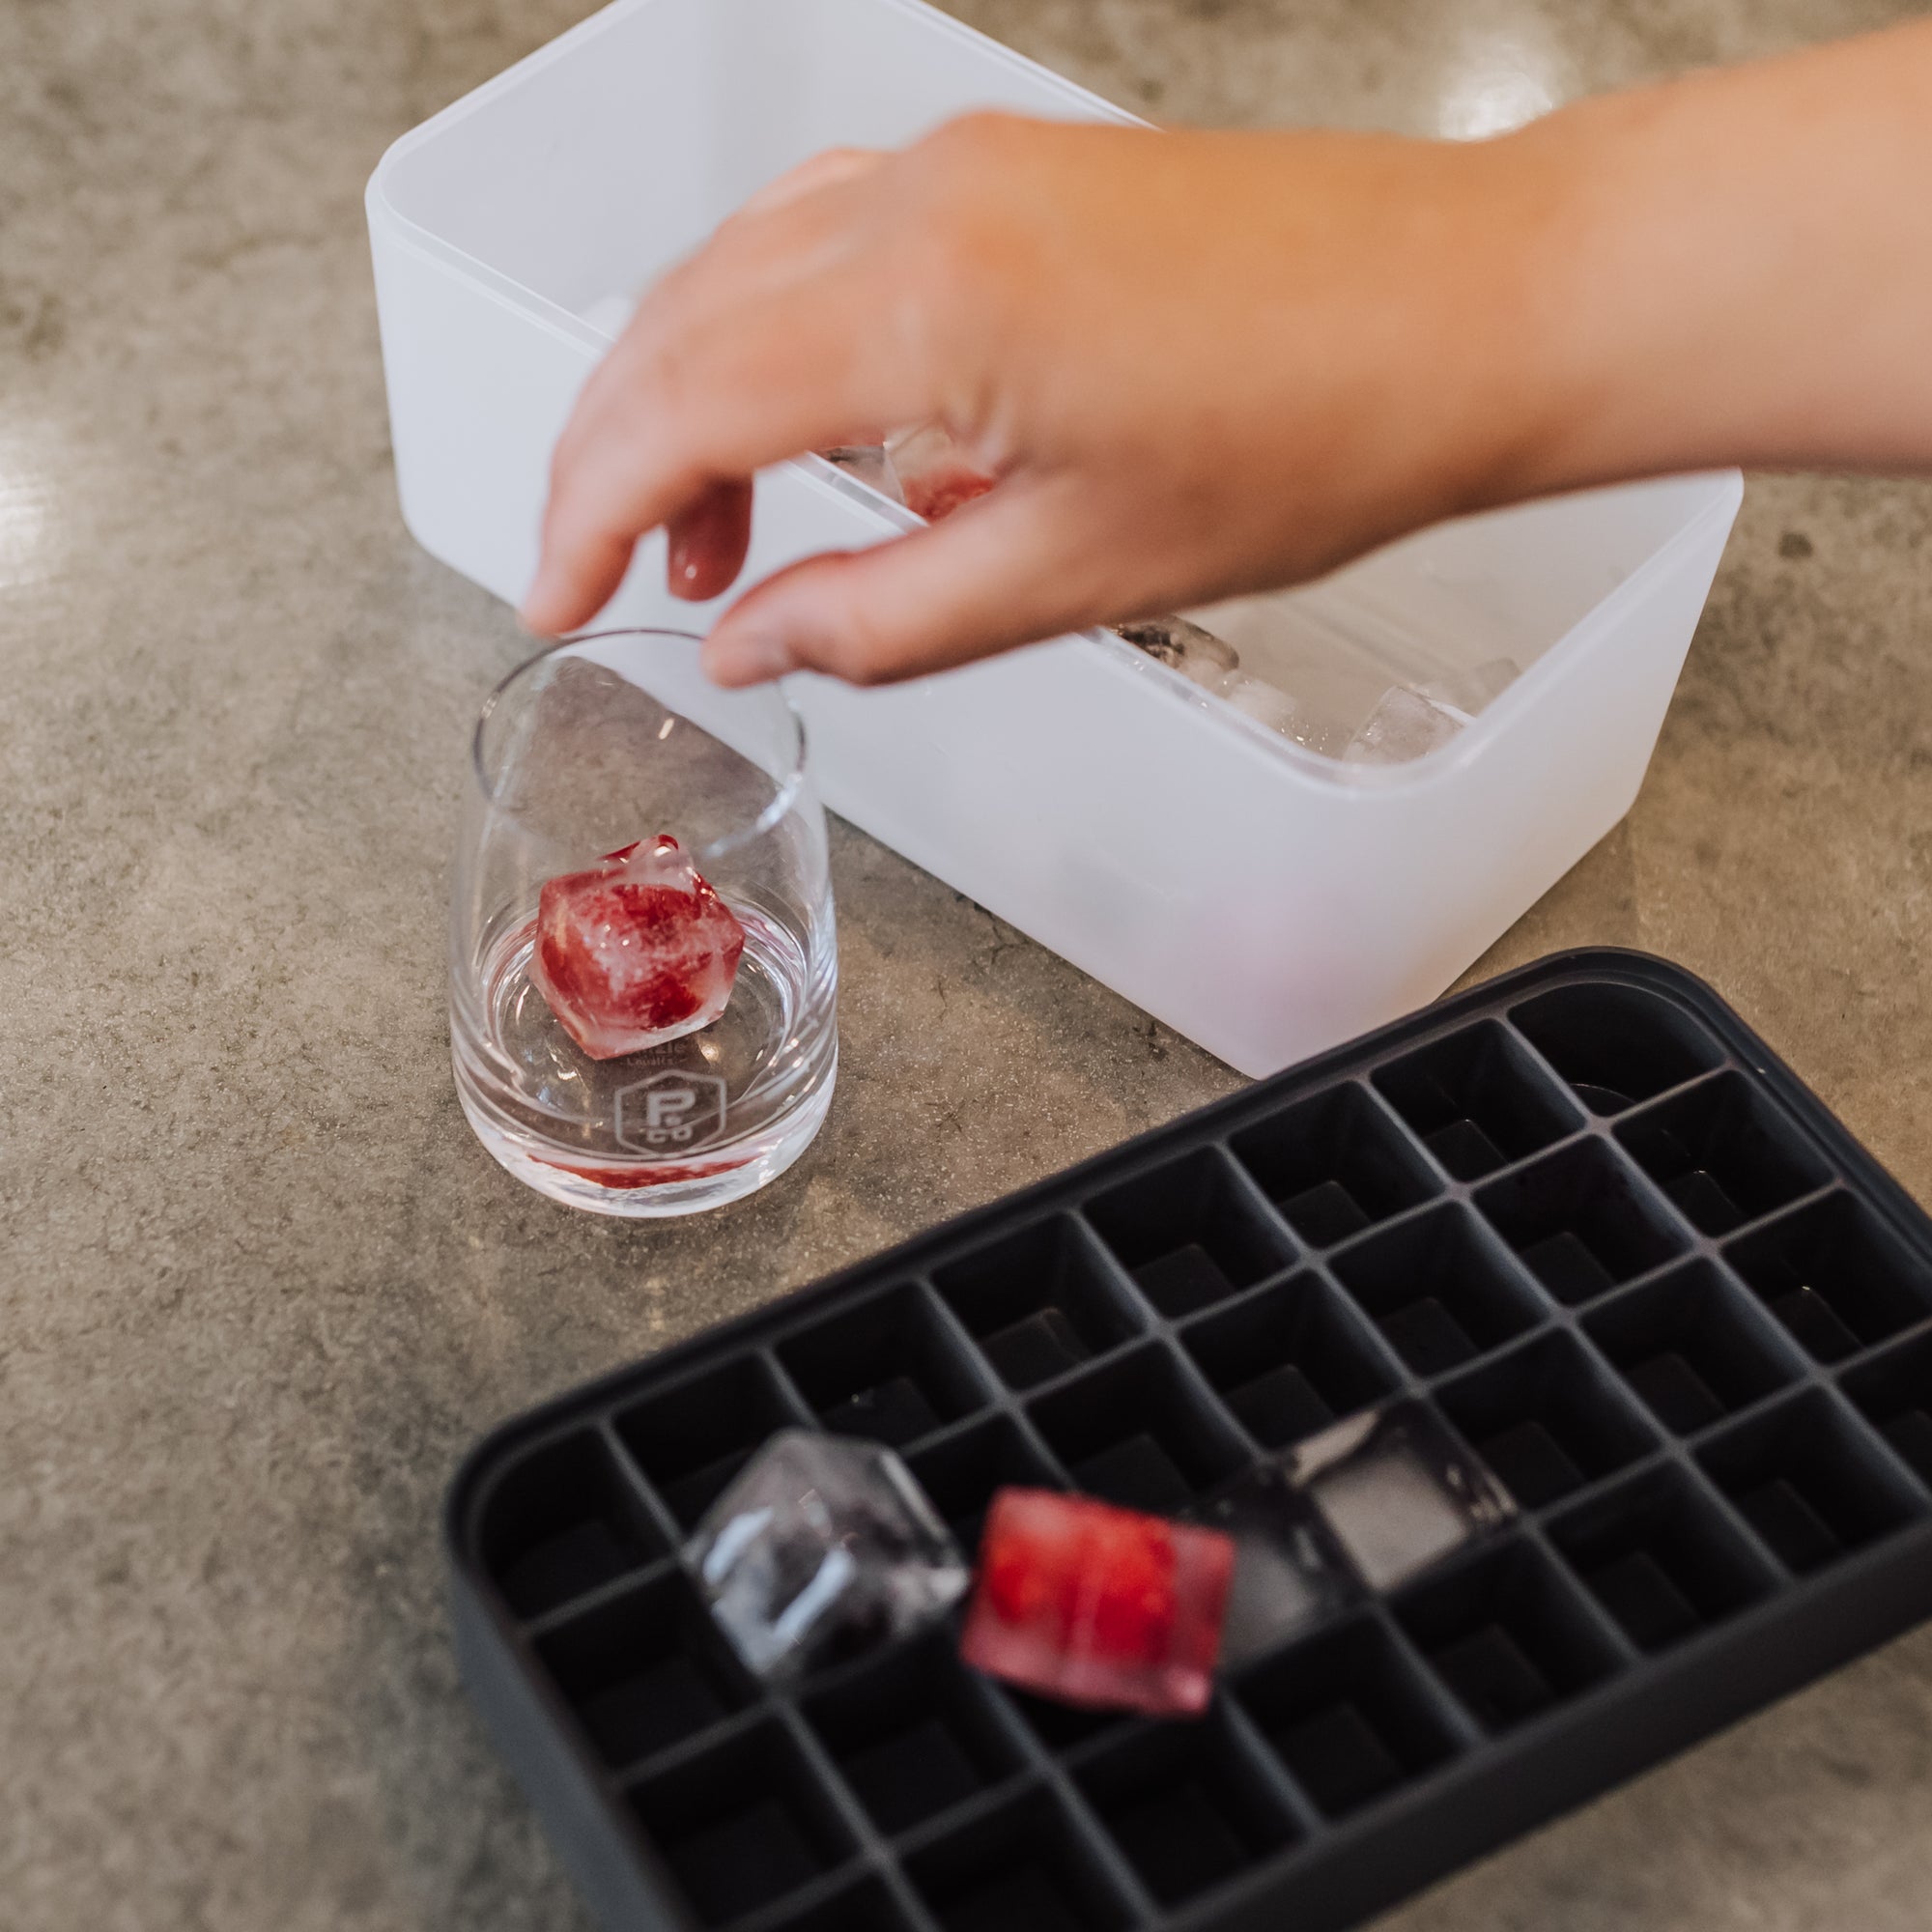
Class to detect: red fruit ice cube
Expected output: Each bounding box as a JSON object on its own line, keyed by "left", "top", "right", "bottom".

{"left": 960, "top": 1490, "right": 1235, "bottom": 1718}
{"left": 884, "top": 421, "right": 997, "bottom": 523}
{"left": 529, "top": 835, "right": 747, "bottom": 1060}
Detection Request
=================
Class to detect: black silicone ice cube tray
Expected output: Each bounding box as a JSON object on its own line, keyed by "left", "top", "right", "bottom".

{"left": 447, "top": 951, "right": 1932, "bottom": 1932}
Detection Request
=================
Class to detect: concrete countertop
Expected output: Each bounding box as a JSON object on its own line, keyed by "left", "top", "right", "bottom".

{"left": 3, "top": 0, "right": 1929, "bottom": 1926}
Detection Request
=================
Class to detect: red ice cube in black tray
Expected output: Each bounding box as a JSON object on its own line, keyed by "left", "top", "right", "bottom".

{"left": 446, "top": 951, "right": 1932, "bottom": 1932}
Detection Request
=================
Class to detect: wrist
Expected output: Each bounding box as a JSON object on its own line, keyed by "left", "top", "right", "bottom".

{"left": 1404, "top": 121, "right": 1659, "bottom": 518}
{"left": 1481, "top": 23, "right": 1932, "bottom": 495}
{"left": 1481, "top": 89, "right": 1738, "bottom": 499}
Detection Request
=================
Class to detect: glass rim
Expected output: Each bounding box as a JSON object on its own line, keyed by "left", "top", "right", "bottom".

{"left": 471, "top": 628, "right": 811, "bottom": 867}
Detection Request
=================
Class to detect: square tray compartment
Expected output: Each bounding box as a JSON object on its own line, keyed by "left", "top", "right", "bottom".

{"left": 1329, "top": 1205, "right": 1546, "bottom": 1376}
{"left": 1179, "top": 1273, "right": 1396, "bottom": 1448}
{"left": 1234, "top": 1617, "right": 1463, "bottom": 1820}
{"left": 477, "top": 1427, "right": 667, "bottom": 1618}
{"left": 1548, "top": 1465, "right": 1776, "bottom": 1653}
{"left": 934, "top": 1219, "right": 1145, "bottom": 1393}
{"left": 1073, "top": 1715, "right": 1301, "bottom": 1906}
{"left": 1229, "top": 1086, "right": 1440, "bottom": 1248}
{"left": 904, "top": 1415, "right": 1066, "bottom": 1552}
{"left": 614, "top": 1356, "right": 808, "bottom": 1531}
{"left": 1583, "top": 1260, "right": 1804, "bottom": 1436}
{"left": 1435, "top": 1332, "right": 1657, "bottom": 1509}
{"left": 1726, "top": 1194, "right": 1932, "bottom": 1364}
{"left": 1476, "top": 1139, "right": 1690, "bottom": 1306}
{"left": 1084, "top": 1150, "right": 1295, "bottom": 1318}
{"left": 803, "top": 1637, "right": 1028, "bottom": 1837}
{"left": 760, "top": 1877, "right": 920, "bottom": 1932}
{"left": 1613, "top": 1072, "right": 1832, "bottom": 1236}
{"left": 446, "top": 952, "right": 1932, "bottom": 1932}
{"left": 1841, "top": 1332, "right": 1932, "bottom": 1487}
{"left": 1510, "top": 982, "right": 1725, "bottom": 1116}
{"left": 1372, "top": 1020, "right": 1580, "bottom": 1181}
{"left": 534, "top": 1569, "right": 754, "bottom": 1769}
{"left": 1026, "top": 1347, "right": 1248, "bottom": 1515}
{"left": 776, "top": 1283, "right": 993, "bottom": 1448}
{"left": 1695, "top": 1390, "right": 1927, "bottom": 1577}
{"left": 1394, "top": 1539, "right": 1624, "bottom": 1735}
{"left": 900, "top": 1790, "right": 1135, "bottom": 1932}
{"left": 624, "top": 1722, "right": 859, "bottom": 1925}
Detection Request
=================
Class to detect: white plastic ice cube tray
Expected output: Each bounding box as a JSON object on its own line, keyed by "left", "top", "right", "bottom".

{"left": 366, "top": 0, "right": 1742, "bottom": 1076}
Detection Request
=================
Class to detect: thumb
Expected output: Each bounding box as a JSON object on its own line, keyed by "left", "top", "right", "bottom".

{"left": 700, "top": 475, "right": 1114, "bottom": 688}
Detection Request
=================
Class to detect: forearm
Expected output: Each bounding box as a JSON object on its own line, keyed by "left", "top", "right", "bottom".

{"left": 1500, "top": 21, "right": 1932, "bottom": 498}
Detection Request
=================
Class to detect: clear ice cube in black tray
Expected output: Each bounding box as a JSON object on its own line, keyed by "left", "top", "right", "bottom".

{"left": 446, "top": 950, "right": 1932, "bottom": 1932}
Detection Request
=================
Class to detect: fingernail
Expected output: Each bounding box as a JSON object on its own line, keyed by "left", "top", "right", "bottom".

{"left": 702, "top": 632, "right": 794, "bottom": 687}
{"left": 668, "top": 479, "right": 754, "bottom": 603}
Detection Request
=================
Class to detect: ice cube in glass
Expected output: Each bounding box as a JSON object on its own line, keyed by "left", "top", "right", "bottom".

{"left": 530, "top": 834, "right": 747, "bottom": 1060}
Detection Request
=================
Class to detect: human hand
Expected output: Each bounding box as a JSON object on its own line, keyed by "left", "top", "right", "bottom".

{"left": 520, "top": 115, "right": 1558, "bottom": 684}
{"left": 520, "top": 22, "right": 1932, "bottom": 686}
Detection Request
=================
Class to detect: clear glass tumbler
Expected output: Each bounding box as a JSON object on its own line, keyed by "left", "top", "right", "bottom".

{"left": 450, "top": 632, "right": 838, "bottom": 1216}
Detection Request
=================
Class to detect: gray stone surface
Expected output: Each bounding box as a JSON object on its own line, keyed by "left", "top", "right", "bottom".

{"left": 2, "top": 0, "right": 1930, "bottom": 1927}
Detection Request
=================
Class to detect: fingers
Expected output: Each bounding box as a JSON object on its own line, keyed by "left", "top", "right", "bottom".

{"left": 520, "top": 173, "right": 929, "bottom": 635}
{"left": 521, "top": 523, "right": 639, "bottom": 637}
{"left": 521, "top": 306, "right": 892, "bottom": 632}
{"left": 698, "top": 473, "right": 1117, "bottom": 687}
{"left": 667, "top": 477, "right": 754, "bottom": 601}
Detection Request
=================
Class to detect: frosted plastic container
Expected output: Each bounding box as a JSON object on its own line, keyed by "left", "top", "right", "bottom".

{"left": 366, "top": 0, "right": 1742, "bottom": 1077}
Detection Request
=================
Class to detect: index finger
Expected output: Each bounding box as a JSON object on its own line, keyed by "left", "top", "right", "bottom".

{"left": 520, "top": 160, "right": 921, "bottom": 634}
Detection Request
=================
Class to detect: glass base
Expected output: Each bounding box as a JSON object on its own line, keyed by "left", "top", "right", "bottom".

{"left": 456, "top": 1047, "right": 836, "bottom": 1217}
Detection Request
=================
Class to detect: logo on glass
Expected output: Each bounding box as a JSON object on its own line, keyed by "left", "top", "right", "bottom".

{"left": 616, "top": 1070, "right": 729, "bottom": 1152}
